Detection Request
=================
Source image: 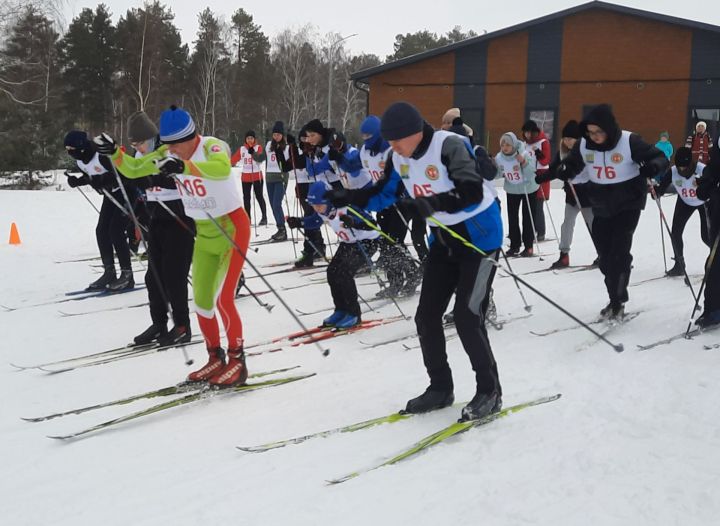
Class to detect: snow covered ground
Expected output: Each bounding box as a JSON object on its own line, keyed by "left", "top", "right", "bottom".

{"left": 1, "top": 183, "right": 719, "bottom": 525}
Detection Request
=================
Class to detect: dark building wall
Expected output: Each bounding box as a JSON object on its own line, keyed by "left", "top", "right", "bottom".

{"left": 454, "top": 42, "right": 488, "bottom": 140}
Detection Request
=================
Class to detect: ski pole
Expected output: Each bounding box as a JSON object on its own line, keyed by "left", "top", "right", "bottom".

{"left": 239, "top": 279, "right": 274, "bottom": 313}
{"left": 346, "top": 207, "right": 423, "bottom": 265}
{"left": 538, "top": 184, "right": 561, "bottom": 251}
{"left": 684, "top": 221, "right": 720, "bottom": 337}
{"left": 202, "top": 210, "right": 330, "bottom": 357}
{"left": 100, "top": 188, "right": 149, "bottom": 234}
{"left": 523, "top": 188, "right": 543, "bottom": 259}
{"left": 65, "top": 172, "right": 102, "bottom": 214}
{"left": 426, "top": 216, "right": 624, "bottom": 352}
{"left": 648, "top": 183, "right": 697, "bottom": 302}
{"left": 105, "top": 160, "right": 194, "bottom": 366}
{"left": 500, "top": 248, "right": 532, "bottom": 312}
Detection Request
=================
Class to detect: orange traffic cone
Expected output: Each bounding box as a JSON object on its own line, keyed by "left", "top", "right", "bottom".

{"left": 8, "top": 222, "right": 21, "bottom": 245}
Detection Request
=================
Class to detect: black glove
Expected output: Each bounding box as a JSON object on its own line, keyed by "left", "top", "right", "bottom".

{"left": 339, "top": 214, "right": 354, "bottom": 228}
{"left": 149, "top": 173, "right": 177, "bottom": 189}
{"left": 286, "top": 134, "right": 296, "bottom": 145}
{"left": 326, "top": 188, "right": 351, "bottom": 207}
{"left": 93, "top": 133, "right": 117, "bottom": 155}
{"left": 639, "top": 163, "right": 657, "bottom": 179}
{"left": 155, "top": 157, "right": 185, "bottom": 176}
{"left": 534, "top": 148, "right": 545, "bottom": 161}
{"left": 328, "top": 149, "right": 343, "bottom": 162}
{"left": 557, "top": 156, "right": 583, "bottom": 181}
{"left": 397, "top": 197, "right": 435, "bottom": 221}
{"left": 67, "top": 174, "right": 89, "bottom": 188}
{"left": 535, "top": 172, "right": 552, "bottom": 184}
{"left": 286, "top": 216, "right": 303, "bottom": 229}
{"left": 248, "top": 146, "right": 255, "bottom": 155}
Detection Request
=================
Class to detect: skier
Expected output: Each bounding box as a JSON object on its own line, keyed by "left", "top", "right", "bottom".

{"left": 95, "top": 106, "right": 251, "bottom": 387}
{"left": 695, "top": 136, "right": 720, "bottom": 327}
{"left": 654, "top": 146, "right": 709, "bottom": 276}
{"left": 232, "top": 130, "right": 268, "bottom": 226}
{"left": 287, "top": 180, "right": 380, "bottom": 329}
{"left": 537, "top": 120, "right": 597, "bottom": 269}
{"left": 522, "top": 120, "right": 551, "bottom": 241}
{"left": 555, "top": 103, "right": 669, "bottom": 319}
{"left": 63, "top": 130, "right": 135, "bottom": 292}
{"left": 123, "top": 111, "right": 195, "bottom": 347}
{"left": 264, "top": 121, "right": 291, "bottom": 242}
{"left": 326, "top": 101, "right": 503, "bottom": 421}
{"left": 495, "top": 132, "right": 538, "bottom": 257}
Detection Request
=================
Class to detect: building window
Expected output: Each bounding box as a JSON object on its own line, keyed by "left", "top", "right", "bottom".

{"left": 460, "top": 107, "right": 484, "bottom": 147}
{"left": 527, "top": 109, "right": 556, "bottom": 142}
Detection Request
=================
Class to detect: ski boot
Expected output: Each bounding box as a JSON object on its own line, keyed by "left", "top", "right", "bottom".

{"left": 506, "top": 246, "right": 520, "bottom": 257}
{"left": 600, "top": 302, "right": 625, "bottom": 321}
{"left": 157, "top": 325, "right": 191, "bottom": 347}
{"left": 322, "top": 310, "right": 346, "bottom": 327}
{"left": 550, "top": 252, "right": 569, "bottom": 269}
{"left": 666, "top": 262, "right": 685, "bottom": 277}
{"left": 375, "top": 284, "right": 401, "bottom": 299}
{"left": 210, "top": 348, "right": 248, "bottom": 387}
{"left": 294, "top": 252, "right": 314, "bottom": 268}
{"left": 695, "top": 310, "right": 720, "bottom": 329}
{"left": 403, "top": 387, "right": 455, "bottom": 414}
{"left": 258, "top": 216, "right": 268, "bottom": 226}
{"left": 133, "top": 323, "right": 168, "bottom": 346}
{"left": 460, "top": 390, "right": 501, "bottom": 421}
{"left": 443, "top": 312, "right": 455, "bottom": 325}
{"left": 334, "top": 313, "right": 360, "bottom": 329}
{"left": 107, "top": 269, "right": 135, "bottom": 292}
{"left": 87, "top": 265, "right": 116, "bottom": 291}
{"left": 271, "top": 226, "right": 287, "bottom": 242}
{"left": 187, "top": 348, "right": 226, "bottom": 382}
{"left": 519, "top": 247, "right": 534, "bottom": 257}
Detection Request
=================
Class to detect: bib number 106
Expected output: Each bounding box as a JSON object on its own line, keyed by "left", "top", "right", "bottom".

{"left": 177, "top": 178, "right": 207, "bottom": 197}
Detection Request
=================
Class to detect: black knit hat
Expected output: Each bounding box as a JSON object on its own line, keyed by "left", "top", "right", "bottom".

{"left": 305, "top": 119, "right": 325, "bottom": 135}
{"left": 448, "top": 117, "right": 468, "bottom": 137}
{"left": 272, "top": 121, "right": 285, "bottom": 135}
{"left": 675, "top": 147, "right": 692, "bottom": 167}
{"left": 64, "top": 130, "right": 90, "bottom": 149}
{"left": 561, "top": 120, "right": 581, "bottom": 139}
{"left": 522, "top": 119, "right": 540, "bottom": 133}
{"left": 127, "top": 111, "right": 158, "bottom": 143}
{"left": 245, "top": 130, "right": 256, "bottom": 139}
{"left": 380, "top": 102, "right": 424, "bottom": 141}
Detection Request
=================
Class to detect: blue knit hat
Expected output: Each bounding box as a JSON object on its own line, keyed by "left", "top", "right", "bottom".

{"left": 360, "top": 115, "right": 381, "bottom": 136}
{"left": 380, "top": 102, "right": 424, "bottom": 141}
{"left": 159, "top": 105, "right": 196, "bottom": 144}
{"left": 307, "top": 181, "right": 332, "bottom": 207}
{"left": 64, "top": 130, "right": 90, "bottom": 149}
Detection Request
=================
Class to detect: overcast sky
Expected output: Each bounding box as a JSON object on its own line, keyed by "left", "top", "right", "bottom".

{"left": 64, "top": 0, "right": 720, "bottom": 58}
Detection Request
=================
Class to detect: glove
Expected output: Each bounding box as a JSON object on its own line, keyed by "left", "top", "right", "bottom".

{"left": 396, "top": 197, "right": 435, "bottom": 221}
{"left": 94, "top": 133, "right": 117, "bottom": 155}
{"left": 534, "top": 148, "right": 545, "bottom": 161}
{"left": 248, "top": 146, "right": 255, "bottom": 155}
{"left": 155, "top": 157, "right": 185, "bottom": 176}
{"left": 325, "top": 188, "right": 351, "bottom": 207}
{"left": 149, "top": 173, "right": 176, "bottom": 189}
{"left": 67, "top": 175, "right": 89, "bottom": 188}
{"left": 327, "top": 149, "right": 343, "bottom": 162}
{"left": 329, "top": 134, "right": 344, "bottom": 151}
{"left": 286, "top": 216, "right": 303, "bottom": 229}
{"left": 557, "top": 156, "right": 583, "bottom": 181}
{"left": 339, "top": 214, "right": 354, "bottom": 228}
{"left": 639, "top": 163, "right": 657, "bottom": 179}
{"left": 535, "top": 172, "right": 552, "bottom": 184}
{"left": 286, "top": 134, "right": 296, "bottom": 145}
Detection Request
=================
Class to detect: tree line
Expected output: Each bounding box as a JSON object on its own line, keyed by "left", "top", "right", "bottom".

{"left": 0, "top": 0, "right": 476, "bottom": 184}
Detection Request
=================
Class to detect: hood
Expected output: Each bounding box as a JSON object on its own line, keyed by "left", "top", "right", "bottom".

{"left": 580, "top": 104, "right": 622, "bottom": 151}
{"left": 499, "top": 132, "right": 523, "bottom": 158}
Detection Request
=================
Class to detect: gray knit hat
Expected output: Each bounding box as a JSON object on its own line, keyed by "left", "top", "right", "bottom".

{"left": 127, "top": 111, "right": 158, "bottom": 143}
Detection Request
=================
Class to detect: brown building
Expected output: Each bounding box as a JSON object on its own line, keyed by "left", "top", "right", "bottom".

{"left": 350, "top": 1, "right": 720, "bottom": 153}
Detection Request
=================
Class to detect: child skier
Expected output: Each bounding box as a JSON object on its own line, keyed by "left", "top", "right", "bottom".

{"left": 264, "top": 121, "right": 291, "bottom": 241}
{"left": 287, "top": 180, "right": 380, "bottom": 329}
{"left": 495, "top": 132, "right": 538, "bottom": 256}
{"left": 232, "top": 130, "right": 268, "bottom": 225}
{"left": 522, "top": 120, "right": 551, "bottom": 241}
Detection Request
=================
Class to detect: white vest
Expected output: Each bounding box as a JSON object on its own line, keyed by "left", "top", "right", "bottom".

{"left": 307, "top": 146, "right": 340, "bottom": 183}
{"left": 174, "top": 136, "right": 242, "bottom": 219}
{"left": 294, "top": 167, "right": 310, "bottom": 184}
{"left": 525, "top": 138, "right": 549, "bottom": 170}
{"left": 326, "top": 207, "right": 379, "bottom": 243}
{"left": 134, "top": 150, "right": 181, "bottom": 202}
{"left": 265, "top": 142, "right": 289, "bottom": 173}
{"left": 240, "top": 145, "right": 261, "bottom": 173}
{"left": 495, "top": 155, "right": 526, "bottom": 186}
{"left": 580, "top": 131, "right": 638, "bottom": 185}
{"left": 77, "top": 153, "right": 119, "bottom": 192}
{"left": 393, "top": 131, "right": 496, "bottom": 226}
{"left": 672, "top": 163, "right": 705, "bottom": 207}
{"left": 360, "top": 145, "right": 391, "bottom": 184}
{"left": 333, "top": 146, "right": 371, "bottom": 190}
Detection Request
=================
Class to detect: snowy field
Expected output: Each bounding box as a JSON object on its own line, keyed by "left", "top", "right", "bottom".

{"left": 1, "top": 182, "right": 719, "bottom": 526}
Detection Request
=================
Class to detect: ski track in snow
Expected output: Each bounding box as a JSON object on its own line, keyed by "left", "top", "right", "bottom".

{"left": 1, "top": 185, "right": 719, "bottom": 525}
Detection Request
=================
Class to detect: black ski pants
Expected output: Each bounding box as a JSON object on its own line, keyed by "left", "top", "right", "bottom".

{"left": 592, "top": 208, "right": 642, "bottom": 306}
{"left": 415, "top": 241, "right": 501, "bottom": 396}
{"left": 145, "top": 209, "right": 195, "bottom": 328}
{"left": 327, "top": 239, "right": 379, "bottom": 317}
{"left": 410, "top": 218, "right": 429, "bottom": 261}
{"left": 506, "top": 192, "right": 537, "bottom": 250}
{"left": 670, "top": 198, "right": 709, "bottom": 265}
{"left": 296, "top": 180, "right": 343, "bottom": 257}
{"left": 97, "top": 190, "right": 132, "bottom": 270}
{"left": 242, "top": 180, "right": 267, "bottom": 222}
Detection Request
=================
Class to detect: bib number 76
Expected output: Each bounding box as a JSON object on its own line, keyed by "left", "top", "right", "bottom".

{"left": 593, "top": 166, "right": 617, "bottom": 180}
